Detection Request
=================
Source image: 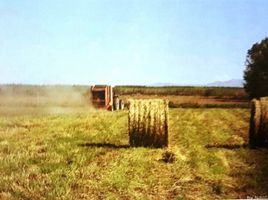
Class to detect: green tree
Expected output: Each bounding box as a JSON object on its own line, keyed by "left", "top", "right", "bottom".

{"left": 244, "top": 37, "right": 268, "bottom": 99}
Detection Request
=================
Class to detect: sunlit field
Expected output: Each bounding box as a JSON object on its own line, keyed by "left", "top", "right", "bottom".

{"left": 120, "top": 94, "right": 249, "bottom": 109}
{"left": 0, "top": 85, "right": 267, "bottom": 199}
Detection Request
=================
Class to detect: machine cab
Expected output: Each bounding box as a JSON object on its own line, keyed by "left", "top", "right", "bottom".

{"left": 91, "top": 85, "right": 113, "bottom": 110}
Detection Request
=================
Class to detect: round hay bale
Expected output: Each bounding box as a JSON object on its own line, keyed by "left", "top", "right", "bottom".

{"left": 249, "top": 99, "right": 261, "bottom": 147}
{"left": 128, "top": 99, "right": 169, "bottom": 148}
{"left": 260, "top": 97, "right": 268, "bottom": 145}
{"left": 249, "top": 97, "right": 268, "bottom": 147}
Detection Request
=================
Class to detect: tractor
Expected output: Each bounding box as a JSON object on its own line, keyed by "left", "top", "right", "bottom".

{"left": 91, "top": 85, "right": 124, "bottom": 111}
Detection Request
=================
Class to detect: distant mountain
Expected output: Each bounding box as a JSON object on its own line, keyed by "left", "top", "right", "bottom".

{"left": 206, "top": 79, "right": 243, "bottom": 87}
{"left": 150, "top": 79, "right": 244, "bottom": 87}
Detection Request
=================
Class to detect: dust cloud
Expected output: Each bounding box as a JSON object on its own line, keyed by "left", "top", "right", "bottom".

{"left": 0, "top": 85, "right": 94, "bottom": 116}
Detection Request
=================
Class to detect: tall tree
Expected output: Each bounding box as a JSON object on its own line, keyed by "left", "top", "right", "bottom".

{"left": 244, "top": 37, "right": 268, "bottom": 99}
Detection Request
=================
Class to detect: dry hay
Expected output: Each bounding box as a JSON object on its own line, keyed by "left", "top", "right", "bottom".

{"left": 249, "top": 97, "right": 268, "bottom": 147}
{"left": 128, "top": 99, "right": 169, "bottom": 148}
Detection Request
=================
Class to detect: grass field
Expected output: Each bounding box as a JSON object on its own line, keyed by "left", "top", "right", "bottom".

{"left": 120, "top": 94, "right": 249, "bottom": 108}
{"left": 0, "top": 85, "right": 267, "bottom": 199}
{"left": 1, "top": 108, "right": 268, "bottom": 199}
{"left": 114, "top": 85, "right": 247, "bottom": 98}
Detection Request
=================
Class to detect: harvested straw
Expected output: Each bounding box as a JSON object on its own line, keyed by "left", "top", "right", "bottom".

{"left": 249, "top": 97, "right": 268, "bottom": 147}
{"left": 128, "top": 99, "right": 169, "bottom": 148}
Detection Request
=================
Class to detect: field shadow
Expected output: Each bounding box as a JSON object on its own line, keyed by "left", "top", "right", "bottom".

{"left": 232, "top": 148, "right": 268, "bottom": 197}
{"left": 78, "top": 142, "right": 130, "bottom": 149}
{"left": 205, "top": 142, "right": 268, "bottom": 197}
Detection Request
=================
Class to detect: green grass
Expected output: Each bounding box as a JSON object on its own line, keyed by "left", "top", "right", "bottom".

{"left": 1, "top": 108, "right": 268, "bottom": 199}
{"left": 114, "top": 85, "right": 247, "bottom": 98}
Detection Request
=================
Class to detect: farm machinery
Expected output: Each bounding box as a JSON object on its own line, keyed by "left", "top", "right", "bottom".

{"left": 91, "top": 85, "right": 124, "bottom": 111}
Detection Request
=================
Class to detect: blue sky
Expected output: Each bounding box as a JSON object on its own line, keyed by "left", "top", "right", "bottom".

{"left": 0, "top": 0, "right": 268, "bottom": 85}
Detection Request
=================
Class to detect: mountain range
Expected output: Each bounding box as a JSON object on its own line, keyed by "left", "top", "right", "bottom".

{"left": 151, "top": 79, "right": 244, "bottom": 87}
{"left": 206, "top": 79, "right": 243, "bottom": 87}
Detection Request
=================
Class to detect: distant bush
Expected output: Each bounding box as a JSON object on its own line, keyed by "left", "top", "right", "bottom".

{"left": 114, "top": 85, "right": 247, "bottom": 99}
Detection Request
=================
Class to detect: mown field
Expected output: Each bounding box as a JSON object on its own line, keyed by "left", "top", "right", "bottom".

{"left": 120, "top": 95, "right": 249, "bottom": 109}
{"left": 0, "top": 85, "right": 267, "bottom": 199}
{"left": 1, "top": 109, "right": 268, "bottom": 199}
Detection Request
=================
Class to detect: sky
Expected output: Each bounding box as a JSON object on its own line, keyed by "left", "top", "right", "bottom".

{"left": 0, "top": 0, "right": 268, "bottom": 85}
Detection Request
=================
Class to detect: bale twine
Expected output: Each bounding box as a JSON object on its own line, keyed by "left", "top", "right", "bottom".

{"left": 128, "top": 99, "right": 169, "bottom": 148}
{"left": 249, "top": 97, "right": 268, "bottom": 147}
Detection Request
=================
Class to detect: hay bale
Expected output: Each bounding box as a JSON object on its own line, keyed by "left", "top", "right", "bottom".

{"left": 249, "top": 97, "right": 268, "bottom": 147}
{"left": 128, "top": 99, "right": 169, "bottom": 148}
{"left": 249, "top": 99, "right": 261, "bottom": 147}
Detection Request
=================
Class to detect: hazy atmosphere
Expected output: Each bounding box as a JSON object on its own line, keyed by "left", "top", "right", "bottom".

{"left": 1, "top": 0, "right": 268, "bottom": 85}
